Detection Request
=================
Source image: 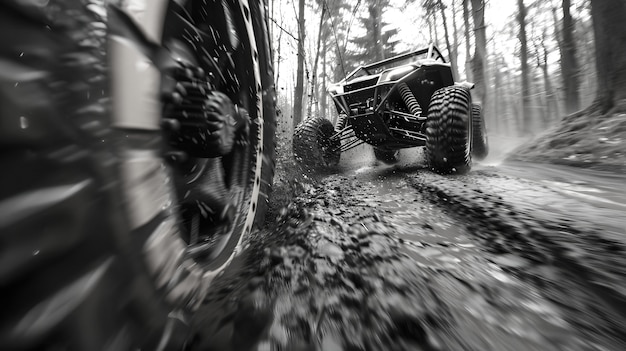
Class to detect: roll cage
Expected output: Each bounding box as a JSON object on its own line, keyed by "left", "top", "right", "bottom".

{"left": 343, "top": 44, "right": 447, "bottom": 81}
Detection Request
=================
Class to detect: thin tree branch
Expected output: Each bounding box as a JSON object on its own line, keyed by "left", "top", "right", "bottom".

{"left": 269, "top": 16, "right": 299, "bottom": 42}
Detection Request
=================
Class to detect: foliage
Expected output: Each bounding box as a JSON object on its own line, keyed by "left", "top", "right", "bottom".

{"left": 343, "top": 0, "right": 399, "bottom": 70}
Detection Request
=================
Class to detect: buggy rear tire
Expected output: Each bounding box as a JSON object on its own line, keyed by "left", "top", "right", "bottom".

{"left": 373, "top": 148, "right": 400, "bottom": 164}
{"left": 471, "top": 104, "right": 489, "bottom": 160}
{"left": 293, "top": 117, "right": 340, "bottom": 171}
{"left": 425, "top": 86, "right": 472, "bottom": 174}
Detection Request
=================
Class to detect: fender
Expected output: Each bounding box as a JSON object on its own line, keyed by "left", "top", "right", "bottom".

{"left": 107, "top": 0, "right": 171, "bottom": 130}
{"left": 455, "top": 81, "right": 476, "bottom": 90}
{"left": 108, "top": 0, "right": 169, "bottom": 44}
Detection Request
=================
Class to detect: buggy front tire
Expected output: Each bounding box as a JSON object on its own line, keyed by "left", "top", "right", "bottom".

{"left": 293, "top": 117, "right": 341, "bottom": 171}
{"left": 425, "top": 86, "right": 472, "bottom": 174}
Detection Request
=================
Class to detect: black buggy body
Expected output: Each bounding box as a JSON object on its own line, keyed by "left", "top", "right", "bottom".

{"left": 330, "top": 44, "right": 453, "bottom": 149}
{"left": 294, "top": 43, "right": 489, "bottom": 173}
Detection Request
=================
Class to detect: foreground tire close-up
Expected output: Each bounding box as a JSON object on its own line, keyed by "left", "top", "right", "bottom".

{"left": 0, "top": 0, "right": 275, "bottom": 349}
{"left": 425, "top": 86, "right": 472, "bottom": 174}
{"left": 373, "top": 148, "right": 400, "bottom": 164}
{"left": 471, "top": 103, "right": 489, "bottom": 160}
{"left": 293, "top": 117, "right": 341, "bottom": 171}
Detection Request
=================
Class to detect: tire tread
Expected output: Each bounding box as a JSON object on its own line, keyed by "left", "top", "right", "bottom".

{"left": 425, "top": 86, "right": 472, "bottom": 174}
{"left": 293, "top": 117, "right": 340, "bottom": 171}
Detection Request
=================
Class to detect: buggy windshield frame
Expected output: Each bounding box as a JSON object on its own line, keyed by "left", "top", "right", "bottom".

{"left": 344, "top": 43, "right": 446, "bottom": 80}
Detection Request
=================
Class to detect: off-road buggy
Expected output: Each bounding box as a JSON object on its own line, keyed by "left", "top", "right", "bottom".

{"left": 293, "top": 44, "right": 488, "bottom": 173}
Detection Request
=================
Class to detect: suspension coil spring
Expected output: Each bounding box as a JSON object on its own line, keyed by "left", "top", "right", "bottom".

{"left": 398, "top": 83, "right": 422, "bottom": 117}
{"left": 335, "top": 113, "right": 348, "bottom": 132}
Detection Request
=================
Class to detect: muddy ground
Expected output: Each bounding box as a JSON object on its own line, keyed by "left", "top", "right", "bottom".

{"left": 186, "top": 134, "right": 626, "bottom": 351}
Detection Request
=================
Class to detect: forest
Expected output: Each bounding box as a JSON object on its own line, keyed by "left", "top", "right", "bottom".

{"left": 269, "top": 0, "right": 626, "bottom": 168}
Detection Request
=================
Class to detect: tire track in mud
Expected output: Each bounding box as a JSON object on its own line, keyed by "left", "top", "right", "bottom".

{"left": 189, "top": 165, "right": 623, "bottom": 351}
{"left": 191, "top": 173, "right": 454, "bottom": 350}
{"left": 407, "top": 169, "right": 626, "bottom": 350}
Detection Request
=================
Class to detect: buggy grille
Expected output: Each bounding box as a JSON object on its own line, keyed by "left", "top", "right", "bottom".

{"left": 344, "top": 89, "right": 375, "bottom": 108}
{"left": 344, "top": 77, "right": 378, "bottom": 93}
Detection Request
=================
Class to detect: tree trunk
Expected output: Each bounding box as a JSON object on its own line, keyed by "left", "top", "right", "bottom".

{"left": 512, "top": 73, "right": 524, "bottom": 136}
{"left": 578, "top": 16, "right": 597, "bottom": 107}
{"left": 462, "top": 0, "right": 472, "bottom": 82}
{"left": 307, "top": 7, "right": 326, "bottom": 118}
{"left": 470, "top": 0, "right": 487, "bottom": 105}
{"left": 541, "top": 62, "right": 556, "bottom": 126}
{"left": 321, "top": 39, "right": 328, "bottom": 119}
{"left": 539, "top": 31, "right": 559, "bottom": 127}
{"left": 438, "top": 0, "right": 459, "bottom": 79}
{"left": 271, "top": 0, "right": 282, "bottom": 90}
{"left": 427, "top": 12, "right": 440, "bottom": 46}
{"left": 433, "top": 14, "right": 439, "bottom": 47}
{"left": 517, "top": 0, "right": 531, "bottom": 135}
{"left": 492, "top": 56, "right": 502, "bottom": 133}
{"left": 533, "top": 74, "right": 547, "bottom": 131}
{"left": 334, "top": 42, "right": 344, "bottom": 82}
{"left": 560, "top": 0, "right": 581, "bottom": 114}
{"left": 428, "top": 14, "right": 434, "bottom": 43}
{"left": 274, "top": 29, "right": 282, "bottom": 89}
{"left": 293, "top": 0, "right": 306, "bottom": 128}
{"left": 589, "top": 0, "right": 626, "bottom": 113}
{"left": 451, "top": 0, "right": 461, "bottom": 79}
{"left": 369, "top": 3, "right": 384, "bottom": 61}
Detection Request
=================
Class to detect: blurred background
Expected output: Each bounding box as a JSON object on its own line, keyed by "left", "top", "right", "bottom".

{"left": 269, "top": 0, "right": 613, "bottom": 146}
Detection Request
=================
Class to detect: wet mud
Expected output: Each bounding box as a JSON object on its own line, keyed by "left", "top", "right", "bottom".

{"left": 189, "top": 150, "right": 626, "bottom": 351}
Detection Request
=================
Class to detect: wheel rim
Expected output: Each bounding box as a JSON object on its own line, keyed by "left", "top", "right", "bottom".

{"left": 160, "top": 0, "right": 262, "bottom": 271}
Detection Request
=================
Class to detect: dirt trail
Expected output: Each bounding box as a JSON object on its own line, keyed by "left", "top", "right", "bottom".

{"left": 189, "top": 148, "right": 626, "bottom": 351}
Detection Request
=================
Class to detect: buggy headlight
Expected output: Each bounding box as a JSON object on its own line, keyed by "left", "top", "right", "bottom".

{"left": 379, "top": 65, "right": 415, "bottom": 83}
{"left": 328, "top": 84, "right": 344, "bottom": 95}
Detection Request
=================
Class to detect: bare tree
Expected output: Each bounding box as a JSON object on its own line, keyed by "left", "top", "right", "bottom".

{"left": 370, "top": 2, "right": 385, "bottom": 61}
{"left": 462, "top": 0, "right": 472, "bottom": 82}
{"left": 470, "top": 0, "right": 487, "bottom": 105}
{"left": 307, "top": 6, "right": 327, "bottom": 118}
{"left": 451, "top": 0, "right": 461, "bottom": 78}
{"left": 320, "top": 38, "right": 328, "bottom": 118}
{"left": 535, "top": 29, "right": 560, "bottom": 127}
{"left": 320, "top": 0, "right": 350, "bottom": 119}
{"left": 575, "top": 7, "right": 596, "bottom": 107}
{"left": 492, "top": 52, "right": 503, "bottom": 133}
{"left": 293, "top": 0, "right": 306, "bottom": 128}
{"left": 272, "top": 17, "right": 284, "bottom": 89}
{"left": 437, "top": 0, "right": 459, "bottom": 78}
{"left": 517, "top": 0, "right": 531, "bottom": 135}
{"left": 559, "top": 0, "right": 581, "bottom": 114}
{"left": 589, "top": 0, "right": 626, "bottom": 114}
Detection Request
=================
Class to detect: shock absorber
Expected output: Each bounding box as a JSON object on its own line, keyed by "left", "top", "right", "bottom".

{"left": 397, "top": 82, "right": 422, "bottom": 117}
